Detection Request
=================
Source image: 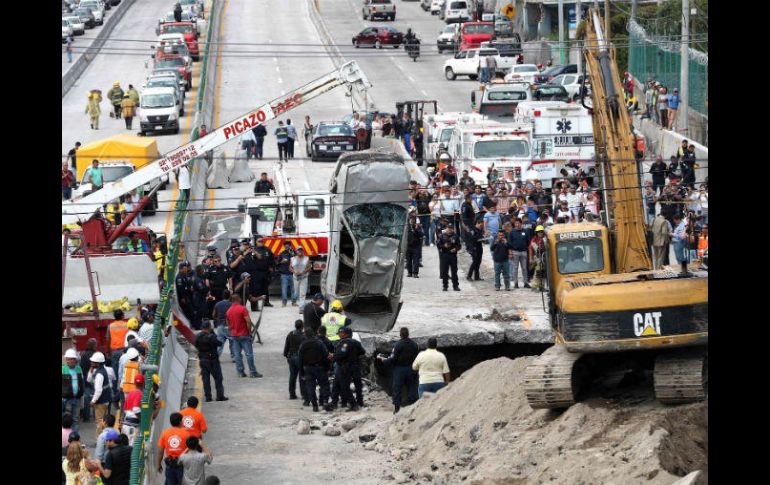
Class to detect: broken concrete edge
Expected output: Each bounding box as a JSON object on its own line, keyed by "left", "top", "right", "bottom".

{"left": 361, "top": 329, "right": 554, "bottom": 354}
{"left": 62, "top": 0, "right": 138, "bottom": 98}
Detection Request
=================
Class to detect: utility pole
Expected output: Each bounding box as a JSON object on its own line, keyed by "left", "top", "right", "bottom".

{"left": 576, "top": 0, "right": 581, "bottom": 73}
{"left": 604, "top": 0, "right": 610, "bottom": 43}
{"left": 680, "top": 0, "right": 689, "bottom": 134}
{"left": 558, "top": 0, "right": 565, "bottom": 64}
{"left": 630, "top": 0, "right": 638, "bottom": 20}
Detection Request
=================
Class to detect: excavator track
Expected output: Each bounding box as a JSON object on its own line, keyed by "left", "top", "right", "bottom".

{"left": 523, "top": 345, "right": 584, "bottom": 409}
{"left": 654, "top": 349, "right": 708, "bottom": 404}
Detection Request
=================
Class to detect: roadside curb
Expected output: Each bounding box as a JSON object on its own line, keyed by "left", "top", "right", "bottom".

{"left": 62, "top": 0, "right": 137, "bottom": 98}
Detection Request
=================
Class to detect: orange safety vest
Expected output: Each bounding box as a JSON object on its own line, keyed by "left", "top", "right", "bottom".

{"left": 109, "top": 320, "right": 129, "bottom": 351}
{"left": 122, "top": 360, "right": 140, "bottom": 393}
{"left": 697, "top": 235, "right": 708, "bottom": 258}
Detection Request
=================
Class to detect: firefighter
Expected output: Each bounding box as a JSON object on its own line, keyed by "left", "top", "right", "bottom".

{"left": 437, "top": 225, "right": 462, "bottom": 291}
{"left": 107, "top": 81, "right": 124, "bottom": 119}
{"left": 333, "top": 326, "right": 366, "bottom": 411}
{"left": 321, "top": 300, "right": 348, "bottom": 342}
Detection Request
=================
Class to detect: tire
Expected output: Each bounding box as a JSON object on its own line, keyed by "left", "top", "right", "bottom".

{"left": 180, "top": 107, "right": 185, "bottom": 117}
{"left": 376, "top": 40, "right": 382, "bottom": 49}
{"left": 174, "top": 126, "right": 180, "bottom": 135}
{"left": 413, "top": 56, "right": 417, "bottom": 62}
{"left": 390, "top": 14, "right": 395, "bottom": 21}
{"left": 138, "top": 131, "right": 144, "bottom": 136}
{"left": 354, "top": 40, "right": 359, "bottom": 48}
{"left": 469, "top": 74, "right": 478, "bottom": 80}
{"left": 393, "top": 44, "right": 399, "bottom": 49}
{"left": 445, "top": 67, "right": 456, "bottom": 81}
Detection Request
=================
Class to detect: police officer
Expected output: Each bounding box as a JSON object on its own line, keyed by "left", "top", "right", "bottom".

{"left": 175, "top": 261, "right": 195, "bottom": 324}
{"left": 377, "top": 327, "right": 419, "bottom": 414}
{"left": 195, "top": 321, "right": 227, "bottom": 402}
{"left": 465, "top": 219, "right": 484, "bottom": 281}
{"left": 316, "top": 326, "right": 336, "bottom": 409}
{"left": 231, "top": 240, "right": 260, "bottom": 309}
{"left": 252, "top": 237, "right": 275, "bottom": 308}
{"left": 205, "top": 255, "right": 230, "bottom": 303}
{"left": 321, "top": 300, "right": 348, "bottom": 342}
{"left": 191, "top": 265, "right": 210, "bottom": 330}
{"left": 283, "top": 320, "right": 307, "bottom": 401}
{"left": 333, "top": 326, "right": 366, "bottom": 412}
{"left": 437, "top": 225, "right": 462, "bottom": 291}
{"left": 298, "top": 327, "right": 331, "bottom": 412}
{"left": 406, "top": 217, "right": 423, "bottom": 278}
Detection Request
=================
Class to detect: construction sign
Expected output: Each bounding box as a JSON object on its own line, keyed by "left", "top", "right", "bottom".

{"left": 503, "top": 3, "right": 516, "bottom": 19}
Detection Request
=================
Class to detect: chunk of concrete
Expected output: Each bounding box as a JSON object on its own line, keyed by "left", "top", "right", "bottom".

{"left": 296, "top": 420, "right": 310, "bottom": 435}
{"left": 323, "top": 426, "right": 341, "bottom": 437}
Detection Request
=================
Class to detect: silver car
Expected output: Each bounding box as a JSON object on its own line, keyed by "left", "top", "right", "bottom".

{"left": 144, "top": 75, "right": 186, "bottom": 116}
{"left": 78, "top": 0, "right": 104, "bottom": 25}
{"left": 62, "top": 18, "right": 74, "bottom": 42}
{"left": 63, "top": 14, "right": 85, "bottom": 35}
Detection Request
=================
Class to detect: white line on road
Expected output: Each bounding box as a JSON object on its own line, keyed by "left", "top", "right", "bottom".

{"left": 421, "top": 89, "right": 428, "bottom": 96}
{"left": 408, "top": 76, "right": 416, "bottom": 83}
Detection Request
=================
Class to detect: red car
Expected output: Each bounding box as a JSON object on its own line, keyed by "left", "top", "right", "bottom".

{"left": 154, "top": 55, "right": 192, "bottom": 91}
{"left": 159, "top": 22, "right": 200, "bottom": 61}
{"left": 352, "top": 26, "right": 403, "bottom": 49}
{"left": 459, "top": 22, "right": 495, "bottom": 51}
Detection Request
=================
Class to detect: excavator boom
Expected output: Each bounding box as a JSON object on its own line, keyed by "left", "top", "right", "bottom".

{"left": 584, "top": 11, "right": 651, "bottom": 272}
{"left": 62, "top": 61, "right": 371, "bottom": 226}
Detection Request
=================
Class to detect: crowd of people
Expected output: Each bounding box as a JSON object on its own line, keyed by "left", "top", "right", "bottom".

{"left": 622, "top": 72, "right": 683, "bottom": 131}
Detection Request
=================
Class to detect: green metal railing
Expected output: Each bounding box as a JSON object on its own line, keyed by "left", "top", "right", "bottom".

{"left": 128, "top": 0, "right": 220, "bottom": 482}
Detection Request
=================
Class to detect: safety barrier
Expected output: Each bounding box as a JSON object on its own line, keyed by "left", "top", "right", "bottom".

{"left": 62, "top": 0, "right": 137, "bottom": 98}
{"left": 207, "top": 153, "right": 232, "bottom": 188}
{"left": 129, "top": 1, "right": 222, "bottom": 483}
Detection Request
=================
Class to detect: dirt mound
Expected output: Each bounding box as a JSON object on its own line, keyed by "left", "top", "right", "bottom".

{"left": 357, "top": 357, "right": 707, "bottom": 485}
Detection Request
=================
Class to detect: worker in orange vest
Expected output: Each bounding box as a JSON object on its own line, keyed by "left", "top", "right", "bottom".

{"left": 106, "top": 310, "right": 129, "bottom": 356}
{"left": 695, "top": 224, "right": 708, "bottom": 258}
{"left": 121, "top": 347, "right": 142, "bottom": 398}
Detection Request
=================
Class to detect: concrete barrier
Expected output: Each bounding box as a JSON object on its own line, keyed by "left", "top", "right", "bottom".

{"left": 634, "top": 115, "right": 708, "bottom": 186}
{"left": 207, "top": 152, "right": 232, "bottom": 188}
{"left": 229, "top": 155, "right": 255, "bottom": 182}
{"left": 62, "top": 0, "right": 137, "bottom": 98}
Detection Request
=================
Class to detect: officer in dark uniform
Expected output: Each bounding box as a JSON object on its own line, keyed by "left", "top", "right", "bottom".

{"left": 205, "top": 255, "right": 230, "bottom": 303}
{"left": 437, "top": 225, "right": 462, "bottom": 291}
{"left": 194, "top": 321, "right": 227, "bottom": 402}
{"left": 252, "top": 237, "right": 275, "bottom": 308}
{"left": 377, "top": 327, "right": 419, "bottom": 414}
{"left": 405, "top": 217, "right": 423, "bottom": 278}
{"left": 316, "top": 325, "right": 337, "bottom": 409}
{"left": 411, "top": 126, "right": 424, "bottom": 166}
{"left": 225, "top": 239, "right": 240, "bottom": 264}
{"left": 191, "top": 265, "right": 210, "bottom": 330}
{"left": 465, "top": 220, "right": 484, "bottom": 281}
{"left": 333, "top": 326, "right": 366, "bottom": 412}
{"left": 175, "top": 261, "right": 195, "bottom": 324}
{"left": 283, "top": 320, "right": 307, "bottom": 401}
{"left": 298, "top": 327, "right": 330, "bottom": 412}
{"left": 231, "top": 240, "right": 260, "bottom": 308}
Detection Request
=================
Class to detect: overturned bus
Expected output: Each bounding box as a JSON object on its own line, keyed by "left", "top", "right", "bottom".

{"left": 321, "top": 151, "right": 411, "bottom": 333}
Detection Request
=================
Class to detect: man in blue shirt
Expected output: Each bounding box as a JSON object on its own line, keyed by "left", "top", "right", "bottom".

{"left": 483, "top": 205, "right": 501, "bottom": 245}
{"left": 88, "top": 159, "right": 104, "bottom": 191}
{"left": 667, "top": 88, "right": 681, "bottom": 129}
{"left": 507, "top": 219, "right": 532, "bottom": 289}
{"left": 285, "top": 119, "right": 298, "bottom": 159}
{"left": 671, "top": 213, "right": 688, "bottom": 266}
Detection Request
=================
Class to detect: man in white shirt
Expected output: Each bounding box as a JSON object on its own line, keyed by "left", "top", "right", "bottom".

{"left": 412, "top": 338, "right": 451, "bottom": 398}
{"left": 240, "top": 129, "right": 256, "bottom": 160}
{"left": 290, "top": 247, "right": 311, "bottom": 312}
{"left": 176, "top": 165, "right": 192, "bottom": 201}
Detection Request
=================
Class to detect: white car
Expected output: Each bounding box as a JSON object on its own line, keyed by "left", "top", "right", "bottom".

{"left": 430, "top": 0, "right": 445, "bottom": 15}
{"left": 443, "top": 48, "right": 499, "bottom": 80}
{"left": 504, "top": 64, "right": 540, "bottom": 85}
{"left": 78, "top": 0, "right": 104, "bottom": 25}
{"left": 179, "top": 0, "right": 205, "bottom": 19}
{"left": 442, "top": 0, "right": 470, "bottom": 24}
{"left": 63, "top": 15, "right": 86, "bottom": 35}
{"left": 551, "top": 73, "right": 590, "bottom": 100}
{"left": 436, "top": 23, "right": 458, "bottom": 53}
{"left": 62, "top": 18, "right": 74, "bottom": 41}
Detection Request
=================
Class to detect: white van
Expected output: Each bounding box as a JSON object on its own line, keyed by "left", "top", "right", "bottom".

{"left": 139, "top": 87, "right": 180, "bottom": 136}
{"left": 515, "top": 101, "right": 596, "bottom": 188}
{"left": 442, "top": 0, "right": 470, "bottom": 24}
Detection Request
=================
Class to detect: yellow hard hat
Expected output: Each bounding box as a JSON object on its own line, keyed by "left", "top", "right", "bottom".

{"left": 127, "top": 318, "right": 139, "bottom": 330}
{"left": 114, "top": 81, "right": 120, "bottom": 86}
{"left": 152, "top": 374, "right": 161, "bottom": 385}
{"left": 331, "top": 300, "right": 343, "bottom": 311}
{"left": 535, "top": 225, "right": 545, "bottom": 232}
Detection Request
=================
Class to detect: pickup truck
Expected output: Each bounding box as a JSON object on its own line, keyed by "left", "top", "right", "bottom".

{"left": 362, "top": 0, "right": 396, "bottom": 21}
{"left": 443, "top": 48, "right": 516, "bottom": 80}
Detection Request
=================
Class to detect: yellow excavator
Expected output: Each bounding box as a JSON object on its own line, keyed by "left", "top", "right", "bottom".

{"left": 522, "top": 9, "right": 708, "bottom": 408}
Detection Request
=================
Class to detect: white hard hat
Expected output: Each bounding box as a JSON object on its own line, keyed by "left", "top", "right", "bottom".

{"left": 64, "top": 349, "right": 78, "bottom": 360}
{"left": 90, "top": 352, "right": 106, "bottom": 363}
{"left": 439, "top": 153, "right": 451, "bottom": 161}
{"left": 126, "top": 348, "right": 140, "bottom": 360}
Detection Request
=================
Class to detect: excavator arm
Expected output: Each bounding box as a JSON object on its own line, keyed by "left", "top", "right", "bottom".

{"left": 584, "top": 10, "right": 651, "bottom": 273}
{"left": 62, "top": 61, "right": 372, "bottom": 226}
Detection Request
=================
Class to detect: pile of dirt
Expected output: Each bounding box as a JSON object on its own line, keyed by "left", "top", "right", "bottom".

{"left": 467, "top": 309, "right": 522, "bottom": 322}
{"left": 355, "top": 357, "right": 707, "bottom": 485}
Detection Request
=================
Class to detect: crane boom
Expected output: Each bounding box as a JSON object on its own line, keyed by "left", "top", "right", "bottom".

{"left": 584, "top": 10, "right": 651, "bottom": 273}
{"left": 62, "top": 61, "right": 372, "bottom": 225}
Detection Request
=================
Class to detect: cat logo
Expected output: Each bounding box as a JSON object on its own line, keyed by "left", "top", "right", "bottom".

{"left": 633, "top": 312, "right": 662, "bottom": 337}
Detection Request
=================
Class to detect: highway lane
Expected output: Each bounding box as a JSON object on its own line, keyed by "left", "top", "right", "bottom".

{"left": 61, "top": 0, "right": 202, "bottom": 235}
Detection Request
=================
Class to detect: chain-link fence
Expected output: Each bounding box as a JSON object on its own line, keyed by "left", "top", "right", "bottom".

{"left": 627, "top": 19, "right": 708, "bottom": 116}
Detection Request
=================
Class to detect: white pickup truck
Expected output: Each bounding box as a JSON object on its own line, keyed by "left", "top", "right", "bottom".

{"left": 443, "top": 48, "right": 516, "bottom": 80}
{"left": 362, "top": 0, "right": 396, "bottom": 21}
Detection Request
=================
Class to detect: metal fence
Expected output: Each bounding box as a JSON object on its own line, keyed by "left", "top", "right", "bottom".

{"left": 627, "top": 19, "right": 708, "bottom": 116}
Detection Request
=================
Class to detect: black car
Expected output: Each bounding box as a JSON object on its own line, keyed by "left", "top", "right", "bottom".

{"left": 532, "top": 85, "right": 571, "bottom": 102}
{"left": 309, "top": 122, "right": 358, "bottom": 162}
{"left": 73, "top": 7, "right": 96, "bottom": 28}
{"left": 534, "top": 64, "right": 578, "bottom": 84}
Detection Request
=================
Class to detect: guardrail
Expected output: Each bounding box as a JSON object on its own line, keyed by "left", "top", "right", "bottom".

{"left": 128, "top": 1, "right": 222, "bottom": 483}
{"left": 62, "top": 0, "right": 137, "bottom": 98}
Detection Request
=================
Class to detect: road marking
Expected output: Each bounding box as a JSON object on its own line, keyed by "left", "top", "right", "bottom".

{"left": 278, "top": 77, "right": 283, "bottom": 84}
{"left": 408, "top": 76, "right": 416, "bottom": 83}
{"left": 421, "top": 89, "right": 428, "bottom": 96}
{"left": 275, "top": 66, "right": 280, "bottom": 72}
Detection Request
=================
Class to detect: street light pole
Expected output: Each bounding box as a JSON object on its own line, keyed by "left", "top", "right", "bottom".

{"left": 558, "top": 0, "right": 565, "bottom": 64}
{"left": 680, "top": 0, "right": 689, "bottom": 134}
